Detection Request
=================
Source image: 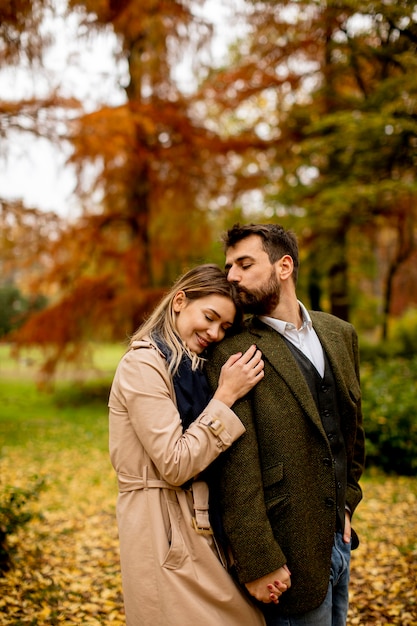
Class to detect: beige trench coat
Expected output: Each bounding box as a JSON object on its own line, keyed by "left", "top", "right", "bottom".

{"left": 108, "top": 340, "right": 265, "bottom": 626}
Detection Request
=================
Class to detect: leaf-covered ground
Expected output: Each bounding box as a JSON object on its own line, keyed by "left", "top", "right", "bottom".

{"left": 0, "top": 448, "right": 416, "bottom": 625}
{"left": 347, "top": 473, "right": 417, "bottom": 625}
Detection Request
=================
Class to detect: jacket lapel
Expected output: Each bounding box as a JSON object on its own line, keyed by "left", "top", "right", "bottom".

{"left": 310, "top": 312, "right": 354, "bottom": 405}
{"left": 246, "top": 318, "right": 326, "bottom": 436}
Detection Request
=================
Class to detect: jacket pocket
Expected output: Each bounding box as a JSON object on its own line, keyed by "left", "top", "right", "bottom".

{"left": 161, "top": 496, "right": 188, "bottom": 570}
{"left": 263, "top": 463, "right": 289, "bottom": 511}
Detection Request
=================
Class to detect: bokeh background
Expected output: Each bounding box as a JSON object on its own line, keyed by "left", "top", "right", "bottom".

{"left": 0, "top": 1, "right": 416, "bottom": 623}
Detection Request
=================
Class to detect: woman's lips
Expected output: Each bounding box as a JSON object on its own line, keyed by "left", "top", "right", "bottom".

{"left": 196, "top": 334, "right": 210, "bottom": 349}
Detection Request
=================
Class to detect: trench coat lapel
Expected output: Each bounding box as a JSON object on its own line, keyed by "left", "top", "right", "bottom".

{"left": 246, "top": 318, "right": 326, "bottom": 436}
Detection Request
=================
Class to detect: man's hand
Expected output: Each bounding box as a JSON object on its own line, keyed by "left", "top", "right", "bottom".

{"left": 344, "top": 510, "right": 352, "bottom": 544}
{"left": 245, "top": 565, "right": 291, "bottom": 604}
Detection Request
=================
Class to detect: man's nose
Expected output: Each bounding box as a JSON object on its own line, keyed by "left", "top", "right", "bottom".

{"left": 227, "top": 266, "right": 240, "bottom": 283}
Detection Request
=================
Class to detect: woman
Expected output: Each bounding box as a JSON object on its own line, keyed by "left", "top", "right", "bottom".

{"left": 108, "top": 264, "right": 267, "bottom": 626}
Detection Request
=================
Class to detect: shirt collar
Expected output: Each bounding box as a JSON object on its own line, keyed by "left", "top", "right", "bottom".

{"left": 260, "top": 300, "right": 312, "bottom": 334}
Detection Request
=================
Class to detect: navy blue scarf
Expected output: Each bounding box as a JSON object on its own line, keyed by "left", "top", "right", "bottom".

{"left": 155, "top": 336, "right": 212, "bottom": 431}
{"left": 155, "top": 336, "right": 224, "bottom": 539}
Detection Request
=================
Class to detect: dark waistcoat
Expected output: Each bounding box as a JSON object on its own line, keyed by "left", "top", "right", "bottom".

{"left": 282, "top": 337, "right": 347, "bottom": 531}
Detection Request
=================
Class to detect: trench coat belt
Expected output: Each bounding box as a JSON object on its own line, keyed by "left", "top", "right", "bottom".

{"left": 191, "top": 480, "right": 213, "bottom": 535}
{"left": 117, "top": 468, "right": 182, "bottom": 493}
{"left": 117, "top": 469, "right": 213, "bottom": 535}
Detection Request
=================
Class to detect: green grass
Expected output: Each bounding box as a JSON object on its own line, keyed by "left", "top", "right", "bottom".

{"left": 0, "top": 343, "right": 124, "bottom": 452}
{"left": 0, "top": 379, "right": 109, "bottom": 451}
{"left": 0, "top": 342, "right": 125, "bottom": 380}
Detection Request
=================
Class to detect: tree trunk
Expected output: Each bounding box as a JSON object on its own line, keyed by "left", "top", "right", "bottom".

{"left": 381, "top": 208, "right": 415, "bottom": 340}
{"left": 329, "top": 259, "right": 349, "bottom": 321}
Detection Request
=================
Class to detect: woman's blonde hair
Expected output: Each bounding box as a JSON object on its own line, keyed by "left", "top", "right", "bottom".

{"left": 130, "top": 264, "right": 242, "bottom": 374}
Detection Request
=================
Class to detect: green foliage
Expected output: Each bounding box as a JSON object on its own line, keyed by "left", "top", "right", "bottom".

{"left": 252, "top": 0, "right": 417, "bottom": 327}
{"left": 360, "top": 309, "right": 417, "bottom": 362}
{"left": 361, "top": 357, "right": 417, "bottom": 476}
{"left": 389, "top": 308, "right": 417, "bottom": 358}
{"left": 53, "top": 380, "right": 112, "bottom": 408}
{"left": 0, "top": 285, "right": 29, "bottom": 337}
{"left": 0, "top": 285, "right": 47, "bottom": 339}
{"left": 0, "top": 477, "right": 45, "bottom": 574}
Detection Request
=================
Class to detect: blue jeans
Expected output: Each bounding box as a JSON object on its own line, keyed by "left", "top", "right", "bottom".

{"left": 264, "top": 532, "right": 351, "bottom": 626}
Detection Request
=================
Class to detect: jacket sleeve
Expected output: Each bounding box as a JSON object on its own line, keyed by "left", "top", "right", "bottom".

{"left": 207, "top": 343, "right": 287, "bottom": 583}
{"left": 345, "top": 326, "right": 365, "bottom": 516}
{"left": 108, "top": 346, "right": 245, "bottom": 486}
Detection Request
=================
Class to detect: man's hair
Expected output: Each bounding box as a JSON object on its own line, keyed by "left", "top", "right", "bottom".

{"left": 222, "top": 223, "right": 299, "bottom": 284}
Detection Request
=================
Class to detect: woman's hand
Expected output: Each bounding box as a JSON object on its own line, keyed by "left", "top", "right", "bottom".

{"left": 245, "top": 565, "right": 291, "bottom": 604}
{"left": 213, "top": 344, "right": 264, "bottom": 407}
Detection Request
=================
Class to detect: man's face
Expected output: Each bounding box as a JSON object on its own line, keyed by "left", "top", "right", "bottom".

{"left": 225, "top": 235, "right": 281, "bottom": 315}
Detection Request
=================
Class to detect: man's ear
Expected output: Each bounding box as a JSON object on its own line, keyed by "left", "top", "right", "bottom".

{"left": 173, "top": 290, "right": 187, "bottom": 312}
{"left": 277, "top": 255, "right": 294, "bottom": 281}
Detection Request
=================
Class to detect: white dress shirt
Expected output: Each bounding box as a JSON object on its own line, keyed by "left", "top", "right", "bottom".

{"left": 260, "top": 301, "right": 325, "bottom": 377}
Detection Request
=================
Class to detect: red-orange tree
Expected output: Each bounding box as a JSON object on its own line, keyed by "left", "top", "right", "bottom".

{"left": 2, "top": 0, "right": 270, "bottom": 377}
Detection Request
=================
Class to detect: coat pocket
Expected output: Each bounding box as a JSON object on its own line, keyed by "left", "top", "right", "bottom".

{"left": 161, "top": 495, "right": 188, "bottom": 570}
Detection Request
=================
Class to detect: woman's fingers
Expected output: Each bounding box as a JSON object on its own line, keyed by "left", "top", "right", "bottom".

{"left": 215, "top": 345, "right": 264, "bottom": 406}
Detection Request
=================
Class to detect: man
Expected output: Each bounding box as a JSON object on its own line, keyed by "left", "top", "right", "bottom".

{"left": 206, "top": 223, "right": 365, "bottom": 626}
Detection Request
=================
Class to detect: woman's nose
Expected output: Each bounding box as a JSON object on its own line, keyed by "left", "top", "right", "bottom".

{"left": 207, "top": 325, "right": 220, "bottom": 341}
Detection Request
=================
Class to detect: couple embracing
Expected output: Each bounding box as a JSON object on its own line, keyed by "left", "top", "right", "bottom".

{"left": 108, "top": 223, "right": 365, "bottom": 626}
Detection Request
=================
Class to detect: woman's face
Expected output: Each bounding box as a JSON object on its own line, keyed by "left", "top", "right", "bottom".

{"left": 173, "top": 292, "right": 236, "bottom": 354}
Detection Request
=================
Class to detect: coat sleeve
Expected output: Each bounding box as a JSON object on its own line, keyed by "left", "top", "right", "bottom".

{"left": 108, "top": 346, "right": 245, "bottom": 486}
{"left": 207, "top": 342, "right": 287, "bottom": 583}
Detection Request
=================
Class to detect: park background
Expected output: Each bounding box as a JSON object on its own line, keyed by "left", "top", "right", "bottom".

{"left": 0, "top": 0, "right": 416, "bottom": 623}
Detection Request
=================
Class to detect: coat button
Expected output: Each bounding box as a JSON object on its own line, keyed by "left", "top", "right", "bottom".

{"left": 323, "top": 458, "right": 332, "bottom": 467}
{"left": 325, "top": 497, "right": 335, "bottom": 507}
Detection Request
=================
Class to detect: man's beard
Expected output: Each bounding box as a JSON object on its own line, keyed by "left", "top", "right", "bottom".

{"left": 236, "top": 269, "right": 281, "bottom": 315}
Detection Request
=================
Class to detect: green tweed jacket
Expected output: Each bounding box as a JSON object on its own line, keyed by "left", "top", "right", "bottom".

{"left": 206, "top": 311, "right": 365, "bottom": 616}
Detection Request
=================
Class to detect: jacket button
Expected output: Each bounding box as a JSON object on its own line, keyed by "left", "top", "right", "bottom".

{"left": 325, "top": 497, "right": 335, "bottom": 507}
{"left": 323, "top": 458, "right": 332, "bottom": 467}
